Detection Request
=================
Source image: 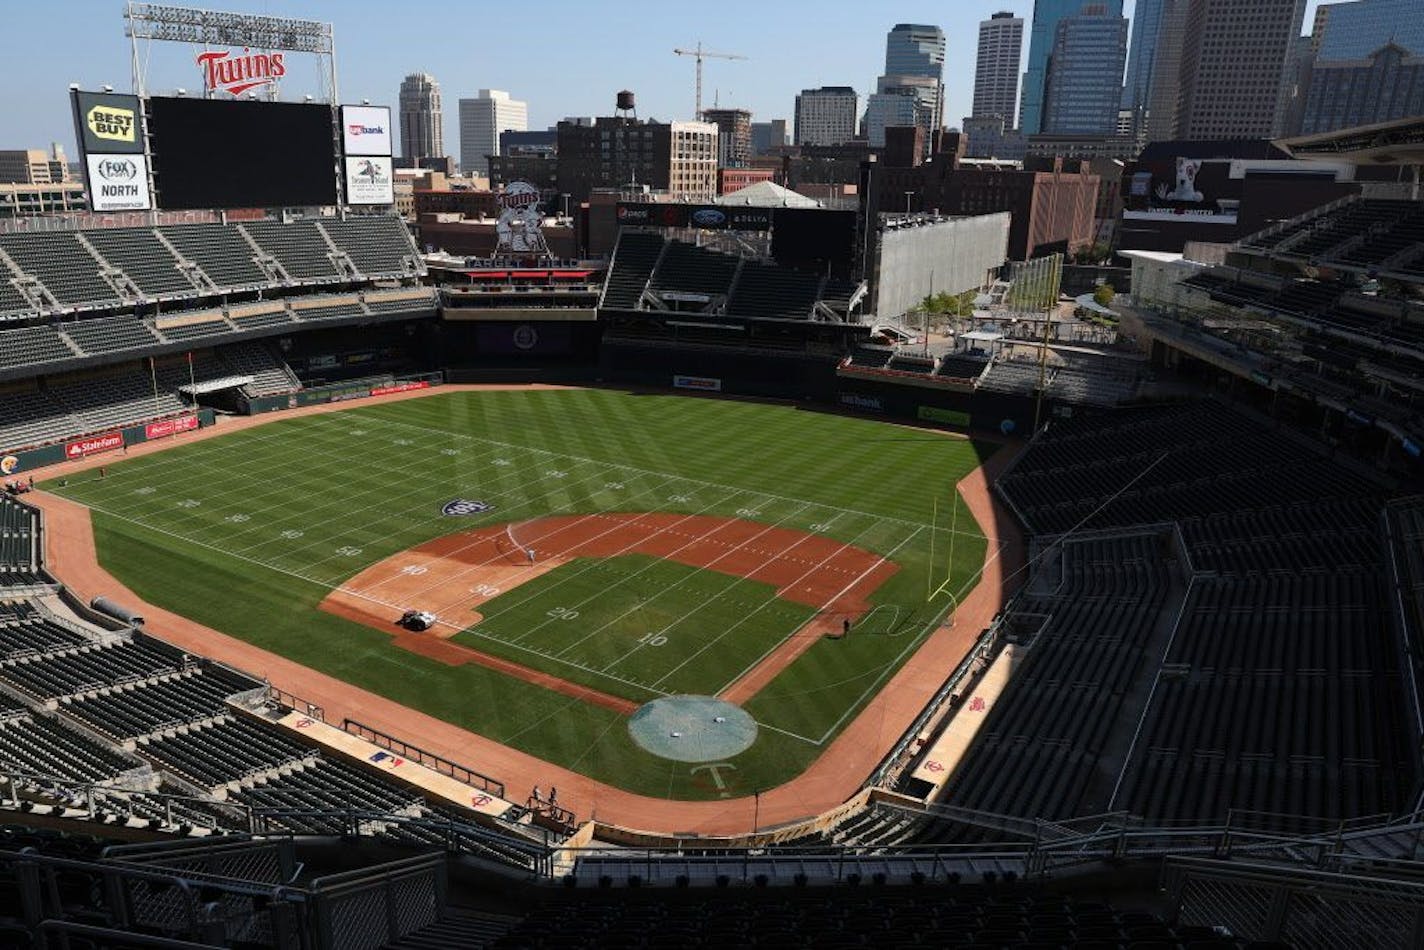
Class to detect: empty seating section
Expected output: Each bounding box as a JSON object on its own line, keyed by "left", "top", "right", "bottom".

{"left": 936, "top": 354, "right": 989, "bottom": 380}
{"left": 241, "top": 220, "right": 339, "bottom": 281}
{"left": 232, "top": 758, "right": 422, "bottom": 817}
{"left": 139, "top": 716, "right": 314, "bottom": 787}
{"left": 363, "top": 289, "right": 437, "bottom": 314}
{"left": 217, "top": 341, "right": 301, "bottom": 397}
{"left": 59, "top": 315, "right": 160, "bottom": 354}
{"left": 49, "top": 372, "right": 185, "bottom": 434}
{"left": 996, "top": 402, "right": 1412, "bottom": 822}
{"left": 849, "top": 345, "right": 891, "bottom": 368}
{"left": 602, "top": 232, "right": 665, "bottom": 309}
{"left": 0, "top": 325, "right": 74, "bottom": 369}
{"left": 0, "top": 274, "right": 32, "bottom": 318}
{"left": 1285, "top": 199, "right": 1421, "bottom": 260}
{"left": 0, "top": 638, "right": 185, "bottom": 700}
{"left": 290, "top": 298, "right": 365, "bottom": 322}
{"left": 160, "top": 224, "right": 266, "bottom": 287}
{"left": 0, "top": 712, "right": 138, "bottom": 782}
{"left": 82, "top": 228, "right": 193, "bottom": 297}
{"left": 0, "top": 602, "right": 86, "bottom": 656}
{"left": 486, "top": 891, "right": 1196, "bottom": 950}
{"left": 727, "top": 261, "right": 821, "bottom": 319}
{"left": 979, "top": 359, "right": 1043, "bottom": 395}
{"left": 0, "top": 233, "right": 116, "bottom": 308}
{"left": 0, "top": 500, "right": 38, "bottom": 586}
{"left": 0, "top": 389, "right": 80, "bottom": 452}
{"left": 320, "top": 217, "right": 419, "bottom": 276}
{"left": 228, "top": 306, "right": 295, "bottom": 329}
{"left": 63, "top": 670, "right": 249, "bottom": 738}
{"left": 1048, "top": 367, "right": 1138, "bottom": 405}
{"left": 649, "top": 241, "right": 739, "bottom": 296}
{"left": 885, "top": 353, "right": 935, "bottom": 374}
{"left": 943, "top": 533, "right": 1175, "bottom": 820}
{"left": 155, "top": 315, "right": 233, "bottom": 343}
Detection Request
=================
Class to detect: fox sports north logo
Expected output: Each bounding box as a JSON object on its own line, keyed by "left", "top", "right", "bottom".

{"left": 441, "top": 499, "right": 494, "bottom": 517}
{"left": 97, "top": 158, "right": 138, "bottom": 181}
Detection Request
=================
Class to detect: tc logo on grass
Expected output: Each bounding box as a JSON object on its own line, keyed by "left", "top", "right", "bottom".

{"left": 442, "top": 498, "right": 494, "bottom": 517}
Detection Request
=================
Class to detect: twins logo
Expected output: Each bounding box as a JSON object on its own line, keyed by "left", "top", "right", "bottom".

{"left": 442, "top": 498, "right": 494, "bottom": 517}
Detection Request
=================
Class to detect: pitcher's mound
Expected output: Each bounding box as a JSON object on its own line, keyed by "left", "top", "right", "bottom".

{"left": 628, "top": 695, "right": 758, "bottom": 763}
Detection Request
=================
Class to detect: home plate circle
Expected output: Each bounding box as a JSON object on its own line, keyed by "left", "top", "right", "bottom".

{"left": 628, "top": 695, "right": 758, "bottom": 763}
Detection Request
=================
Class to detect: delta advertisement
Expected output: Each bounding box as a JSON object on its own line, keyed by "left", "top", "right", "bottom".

{"left": 344, "top": 155, "right": 394, "bottom": 205}
{"left": 85, "top": 153, "right": 152, "bottom": 211}
{"left": 341, "top": 105, "right": 393, "bottom": 156}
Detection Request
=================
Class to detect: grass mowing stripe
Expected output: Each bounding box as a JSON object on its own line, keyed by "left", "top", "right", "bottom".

{"left": 48, "top": 390, "right": 991, "bottom": 799}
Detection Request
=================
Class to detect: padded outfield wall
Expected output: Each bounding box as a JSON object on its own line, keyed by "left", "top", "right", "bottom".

{"left": 869, "top": 213, "right": 1011, "bottom": 319}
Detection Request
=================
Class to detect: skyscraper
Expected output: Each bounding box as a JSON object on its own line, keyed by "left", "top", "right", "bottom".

{"left": 1144, "top": 0, "right": 1190, "bottom": 143}
{"left": 793, "top": 87, "right": 859, "bottom": 145}
{"left": 1020, "top": 0, "right": 1123, "bottom": 134}
{"left": 1312, "top": 0, "right": 1424, "bottom": 61}
{"left": 1122, "top": 0, "right": 1166, "bottom": 113}
{"left": 750, "top": 120, "right": 789, "bottom": 154}
{"left": 458, "top": 90, "right": 528, "bottom": 176}
{"left": 1175, "top": 0, "right": 1307, "bottom": 140}
{"left": 399, "top": 73, "right": 443, "bottom": 163}
{"left": 877, "top": 23, "right": 946, "bottom": 154}
{"left": 1041, "top": 8, "right": 1129, "bottom": 135}
{"left": 973, "top": 12, "right": 1025, "bottom": 121}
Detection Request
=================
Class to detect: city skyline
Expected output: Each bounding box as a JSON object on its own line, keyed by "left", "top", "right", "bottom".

{"left": 3, "top": 0, "right": 1328, "bottom": 162}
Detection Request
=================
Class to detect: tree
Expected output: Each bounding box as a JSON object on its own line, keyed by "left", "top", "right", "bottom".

{"left": 1092, "top": 283, "right": 1116, "bottom": 308}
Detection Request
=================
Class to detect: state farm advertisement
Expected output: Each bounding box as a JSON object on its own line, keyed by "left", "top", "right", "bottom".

{"left": 65, "top": 432, "right": 124, "bottom": 459}
{"left": 370, "top": 380, "right": 431, "bottom": 397}
{"left": 145, "top": 415, "right": 200, "bottom": 440}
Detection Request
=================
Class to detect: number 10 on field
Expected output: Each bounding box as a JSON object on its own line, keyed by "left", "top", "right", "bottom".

{"left": 639, "top": 632, "right": 668, "bottom": 647}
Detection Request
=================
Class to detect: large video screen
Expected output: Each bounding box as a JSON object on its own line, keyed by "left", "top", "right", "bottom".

{"left": 147, "top": 97, "right": 337, "bottom": 209}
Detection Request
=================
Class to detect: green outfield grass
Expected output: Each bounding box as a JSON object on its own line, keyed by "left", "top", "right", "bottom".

{"left": 45, "top": 388, "right": 994, "bottom": 799}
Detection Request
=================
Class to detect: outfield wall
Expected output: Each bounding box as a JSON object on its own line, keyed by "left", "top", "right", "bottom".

{"left": 1, "top": 408, "right": 216, "bottom": 477}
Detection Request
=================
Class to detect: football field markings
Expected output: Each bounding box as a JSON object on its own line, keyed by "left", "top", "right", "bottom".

{"left": 51, "top": 404, "right": 981, "bottom": 747}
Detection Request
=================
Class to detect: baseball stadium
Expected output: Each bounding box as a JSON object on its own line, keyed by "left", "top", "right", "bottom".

{"left": 0, "top": 6, "right": 1422, "bottom": 949}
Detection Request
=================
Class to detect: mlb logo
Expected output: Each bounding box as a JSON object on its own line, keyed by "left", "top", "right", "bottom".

{"left": 442, "top": 498, "right": 493, "bottom": 517}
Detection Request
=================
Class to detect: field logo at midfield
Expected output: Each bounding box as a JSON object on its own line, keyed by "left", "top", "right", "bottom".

{"left": 442, "top": 499, "right": 494, "bottom": 517}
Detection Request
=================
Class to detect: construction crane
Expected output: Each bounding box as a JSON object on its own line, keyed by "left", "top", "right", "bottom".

{"left": 673, "top": 42, "right": 747, "bottom": 119}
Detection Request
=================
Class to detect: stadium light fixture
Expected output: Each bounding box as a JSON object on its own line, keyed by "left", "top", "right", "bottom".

{"left": 123, "top": 2, "right": 338, "bottom": 101}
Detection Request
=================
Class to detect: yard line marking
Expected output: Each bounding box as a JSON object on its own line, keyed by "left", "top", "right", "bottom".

{"left": 660, "top": 524, "right": 924, "bottom": 692}
{"left": 349, "top": 409, "right": 984, "bottom": 536}
{"left": 549, "top": 504, "right": 814, "bottom": 669}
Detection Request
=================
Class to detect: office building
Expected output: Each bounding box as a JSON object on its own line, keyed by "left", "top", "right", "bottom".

{"left": 963, "top": 114, "right": 1028, "bottom": 160}
{"left": 702, "top": 108, "right": 753, "bottom": 167}
{"left": 794, "top": 87, "right": 859, "bottom": 146}
{"left": 1301, "top": 43, "right": 1424, "bottom": 134}
{"left": 973, "top": 12, "right": 1025, "bottom": 121}
{"left": 1020, "top": 0, "right": 1123, "bottom": 134}
{"left": 1312, "top": 0, "right": 1424, "bottom": 61}
{"left": 874, "top": 24, "right": 946, "bottom": 156}
{"left": 866, "top": 76, "right": 937, "bottom": 149}
{"left": 1041, "top": 8, "right": 1129, "bottom": 135}
{"left": 750, "top": 120, "right": 789, "bottom": 154}
{"left": 458, "top": 89, "right": 528, "bottom": 176}
{"left": 1122, "top": 0, "right": 1165, "bottom": 112}
{"left": 0, "top": 147, "right": 70, "bottom": 185}
{"left": 399, "top": 72, "right": 444, "bottom": 163}
{"left": 556, "top": 117, "right": 718, "bottom": 204}
{"left": 1175, "top": 0, "right": 1307, "bottom": 140}
{"left": 1143, "top": 0, "right": 1190, "bottom": 143}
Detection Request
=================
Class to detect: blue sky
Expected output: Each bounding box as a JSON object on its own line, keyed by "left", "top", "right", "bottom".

{"left": 4, "top": 0, "right": 1324, "bottom": 159}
